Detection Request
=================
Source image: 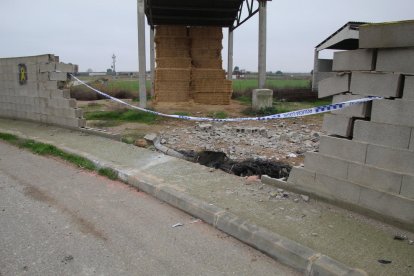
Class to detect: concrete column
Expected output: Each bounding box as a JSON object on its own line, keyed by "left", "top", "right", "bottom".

{"left": 150, "top": 27, "right": 155, "bottom": 98}
{"left": 137, "top": 0, "right": 147, "bottom": 108}
{"left": 258, "top": 0, "right": 267, "bottom": 89}
{"left": 227, "top": 28, "right": 234, "bottom": 80}
{"left": 312, "top": 49, "right": 319, "bottom": 92}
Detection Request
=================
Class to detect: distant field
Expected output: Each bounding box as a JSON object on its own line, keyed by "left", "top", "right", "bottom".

{"left": 100, "top": 79, "right": 310, "bottom": 92}
{"left": 71, "top": 77, "right": 311, "bottom": 101}
{"left": 232, "top": 79, "right": 310, "bottom": 91}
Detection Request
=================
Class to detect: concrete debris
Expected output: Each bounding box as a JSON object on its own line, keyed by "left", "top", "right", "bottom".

{"left": 301, "top": 195, "right": 310, "bottom": 202}
{"left": 172, "top": 223, "right": 184, "bottom": 228}
{"left": 393, "top": 234, "right": 407, "bottom": 241}
{"left": 378, "top": 259, "right": 392, "bottom": 264}
{"left": 159, "top": 120, "right": 323, "bottom": 162}
{"left": 144, "top": 133, "right": 157, "bottom": 142}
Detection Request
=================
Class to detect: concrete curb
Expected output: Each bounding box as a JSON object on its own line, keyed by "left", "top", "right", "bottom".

{"left": 0, "top": 128, "right": 367, "bottom": 276}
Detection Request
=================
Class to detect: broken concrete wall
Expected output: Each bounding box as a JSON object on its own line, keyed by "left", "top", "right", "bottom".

{"left": 288, "top": 21, "right": 414, "bottom": 230}
{"left": 0, "top": 54, "right": 84, "bottom": 128}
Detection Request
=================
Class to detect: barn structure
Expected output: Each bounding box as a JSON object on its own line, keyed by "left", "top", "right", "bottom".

{"left": 136, "top": 0, "right": 272, "bottom": 107}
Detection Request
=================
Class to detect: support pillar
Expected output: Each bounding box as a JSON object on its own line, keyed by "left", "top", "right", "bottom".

{"left": 150, "top": 27, "right": 155, "bottom": 98}
{"left": 227, "top": 28, "right": 234, "bottom": 80}
{"left": 312, "top": 49, "right": 319, "bottom": 92}
{"left": 137, "top": 0, "right": 147, "bottom": 108}
{"left": 258, "top": 0, "right": 267, "bottom": 89}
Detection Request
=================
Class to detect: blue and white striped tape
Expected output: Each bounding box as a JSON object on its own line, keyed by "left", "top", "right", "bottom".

{"left": 70, "top": 74, "right": 382, "bottom": 122}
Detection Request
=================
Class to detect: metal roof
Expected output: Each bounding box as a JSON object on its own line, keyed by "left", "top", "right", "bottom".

{"left": 315, "top": 21, "right": 368, "bottom": 51}
{"left": 145, "top": 0, "right": 271, "bottom": 29}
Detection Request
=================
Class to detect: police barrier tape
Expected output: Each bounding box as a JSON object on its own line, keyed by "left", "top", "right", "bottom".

{"left": 70, "top": 75, "right": 382, "bottom": 122}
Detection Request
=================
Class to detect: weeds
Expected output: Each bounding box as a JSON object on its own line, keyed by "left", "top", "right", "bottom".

{"left": 0, "top": 132, "right": 118, "bottom": 181}
{"left": 98, "top": 167, "right": 118, "bottom": 180}
{"left": 84, "top": 109, "right": 158, "bottom": 124}
{"left": 208, "top": 111, "right": 228, "bottom": 119}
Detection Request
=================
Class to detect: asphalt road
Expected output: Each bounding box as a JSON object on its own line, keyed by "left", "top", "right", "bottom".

{"left": 0, "top": 142, "right": 298, "bottom": 276}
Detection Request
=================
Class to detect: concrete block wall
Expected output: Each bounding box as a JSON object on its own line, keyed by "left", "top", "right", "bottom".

{"left": 0, "top": 54, "right": 84, "bottom": 128}
{"left": 288, "top": 21, "right": 414, "bottom": 230}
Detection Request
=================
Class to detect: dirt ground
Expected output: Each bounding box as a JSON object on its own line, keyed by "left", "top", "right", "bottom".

{"left": 77, "top": 99, "right": 325, "bottom": 167}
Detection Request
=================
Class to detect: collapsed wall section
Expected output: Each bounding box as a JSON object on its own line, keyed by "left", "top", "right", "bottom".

{"left": 0, "top": 54, "right": 84, "bottom": 128}
{"left": 154, "top": 25, "right": 233, "bottom": 105}
{"left": 287, "top": 21, "right": 414, "bottom": 230}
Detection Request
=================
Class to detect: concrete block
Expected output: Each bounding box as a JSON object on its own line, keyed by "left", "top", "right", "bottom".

{"left": 62, "top": 89, "right": 71, "bottom": 98}
{"left": 411, "top": 128, "right": 414, "bottom": 151}
{"left": 315, "top": 173, "right": 361, "bottom": 204}
{"left": 376, "top": 48, "right": 414, "bottom": 74}
{"left": 49, "top": 72, "right": 68, "bottom": 81}
{"left": 317, "top": 59, "right": 333, "bottom": 72}
{"left": 353, "top": 120, "right": 411, "bottom": 149}
{"left": 319, "top": 135, "right": 367, "bottom": 163}
{"left": 358, "top": 186, "right": 414, "bottom": 225}
{"left": 366, "top": 144, "right": 414, "bottom": 174}
{"left": 401, "top": 175, "right": 414, "bottom": 199}
{"left": 332, "top": 49, "right": 375, "bottom": 71}
{"left": 252, "top": 89, "right": 273, "bottom": 111}
{"left": 331, "top": 94, "right": 371, "bottom": 118}
{"left": 322, "top": 114, "right": 353, "bottom": 137}
{"left": 304, "top": 152, "right": 349, "bottom": 180}
{"left": 403, "top": 75, "right": 414, "bottom": 100}
{"left": 39, "top": 81, "right": 58, "bottom": 90}
{"left": 75, "top": 108, "right": 83, "bottom": 118}
{"left": 50, "top": 89, "right": 64, "bottom": 98}
{"left": 39, "top": 63, "right": 56, "bottom": 72}
{"left": 287, "top": 167, "right": 315, "bottom": 186}
{"left": 350, "top": 72, "right": 402, "bottom": 98}
{"left": 371, "top": 99, "right": 414, "bottom": 127}
{"left": 56, "top": 63, "right": 74, "bottom": 73}
{"left": 348, "top": 163, "right": 402, "bottom": 194}
{"left": 318, "top": 73, "right": 350, "bottom": 98}
{"left": 310, "top": 255, "right": 367, "bottom": 276}
{"left": 359, "top": 21, "right": 414, "bottom": 48}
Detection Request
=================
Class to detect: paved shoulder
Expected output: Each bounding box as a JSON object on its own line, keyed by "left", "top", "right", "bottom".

{"left": 0, "top": 142, "right": 298, "bottom": 275}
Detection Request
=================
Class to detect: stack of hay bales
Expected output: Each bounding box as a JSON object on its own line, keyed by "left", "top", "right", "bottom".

{"left": 155, "top": 26, "right": 191, "bottom": 102}
{"left": 189, "top": 27, "right": 233, "bottom": 105}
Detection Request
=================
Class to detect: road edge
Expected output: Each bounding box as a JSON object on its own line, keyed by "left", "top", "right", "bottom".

{"left": 0, "top": 127, "right": 367, "bottom": 276}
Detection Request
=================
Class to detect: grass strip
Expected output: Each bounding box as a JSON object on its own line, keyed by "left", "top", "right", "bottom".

{"left": 0, "top": 132, "right": 118, "bottom": 181}
{"left": 84, "top": 109, "right": 158, "bottom": 124}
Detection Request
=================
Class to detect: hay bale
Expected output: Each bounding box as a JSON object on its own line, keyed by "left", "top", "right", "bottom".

{"left": 156, "top": 58, "right": 191, "bottom": 68}
{"left": 191, "top": 79, "right": 232, "bottom": 93}
{"left": 191, "top": 39, "right": 223, "bottom": 49}
{"left": 155, "top": 91, "right": 190, "bottom": 102}
{"left": 190, "top": 48, "right": 221, "bottom": 59}
{"left": 193, "top": 92, "right": 231, "bottom": 105}
{"left": 155, "top": 68, "right": 191, "bottom": 81}
{"left": 155, "top": 36, "right": 190, "bottom": 48}
{"left": 192, "top": 58, "right": 223, "bottom": 69}
{"left": 155, "top": 80, "right": 190, "bottom": 92}
{"left": 191, "top": 69, "right": 226, "bottom": 79}
{"left": 156, "top": 25, "right": 188, "bottom": 37}
{"left": 189, "top": 27, "right": 223, "bottom": 39}
{"left": 156, "top": 48, "right": 190, "bottom": 58}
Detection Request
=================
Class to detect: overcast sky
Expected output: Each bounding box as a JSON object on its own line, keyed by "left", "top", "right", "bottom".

{"left": 0, "top": 0, "right": 412, "bottom": 72}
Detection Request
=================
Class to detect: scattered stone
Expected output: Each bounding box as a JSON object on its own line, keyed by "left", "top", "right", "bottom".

{"left": 293, "top": 198, "right": 299, "bottom": 203}
{"left": 328, "top": 225, "right": 334, "bottom": 229}
{"left": 277, "top": 188, "right": 284, "bottom": 193}
{"left": 301, "top": 195, "right": 310, "bottom": 202}
{"left": 408, "top": 240, "right": 413, "bottom": 245}
{"left": 394, "top": 234, "right": 407, "bottom": 241}
{"left": 134, "top": 139, "right": 148, "bottom": 148}
{"left": 61, "top": 255, "right": 74, "bottom": 264}
{"left": 209, "top": 168, "right": 215, "bottom": 172}
{"left": 311, "top": 233, "right": 318, "bottom": 237}
{"left": 279, "top": 207, "right": 285, "bottom": 211}
{"left": 282, "top": 192, "right": 289, "bottom": 198}
{"left": 160, "top": 139, "right": 167, "bottom": 144}
{"left": 269, "top": 192, "right": 278, "bottom": 198}
{"left": 246, "top": 175, "right": 260, "bottom": 182}
{"left": 378, "top": 259, "right": 392, "bottom": 264}
{"left": 144, "top": 133, "right": 157, "bottom": 142}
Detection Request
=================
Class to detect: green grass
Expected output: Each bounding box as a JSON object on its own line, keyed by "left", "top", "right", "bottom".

{"left": 232, "top": 79, "right": 310, "bottom": 92}
{"left": 98, "top": 167, "right": 118, "bottom": 180}
{"left": 208, "top": 111, "right": 228, "bottom": 119}
{"left": 273, "top": 99, "right": 332, "bottom": 113}
{"left": 107, "top": 80, "right": 151, "bottom": 92}
{"left": 84, "top": 109, "right": 158, "bottom": 124}
{"left": 0, "top": 132, "right": 118, "bottom": 181}
{"left": 236, "top": 95, "right": 252, "bottom": 105}
{"left": 173, "top": 111, "right": 191, "bottom": 116}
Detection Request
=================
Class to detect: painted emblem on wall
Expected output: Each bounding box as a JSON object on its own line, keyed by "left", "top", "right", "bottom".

{"left": 18, "top": 63, "right": 28, "bottom": 85}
